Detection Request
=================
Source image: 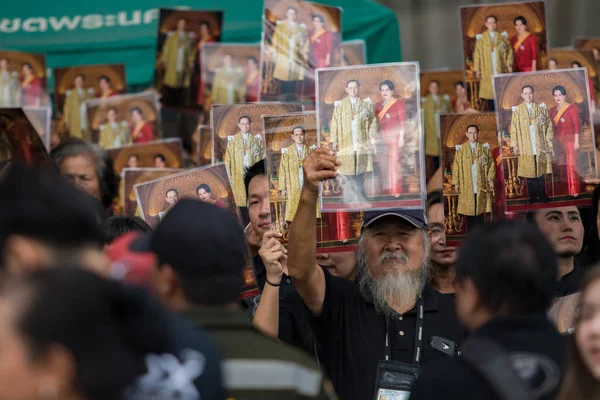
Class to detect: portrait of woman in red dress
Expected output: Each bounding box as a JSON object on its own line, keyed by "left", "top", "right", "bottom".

{"left": 97, "top": 76, "right": 119, "bottom": 99}
{"left": 510, "top": 16, "right": 538, "bottom": 73}
{"left": 549, "top": 85, "right": 582, "bottom": 197}
{"left": 245, "top": 56, "right": 260, "bottom": 103}
{"left": 196, "top": 21, "right": 216, "bottom": 106}
{"left": 308, "top": 14, "right": 333, "bottom": 70}
{"left": 374, "top": 79, "right": 406, "bottom": 197}
{"left": 20, "top": 62, "right": 41, "bottom": 107}
{"left": 129, "top": 107, "right": 154, "bottom": 144}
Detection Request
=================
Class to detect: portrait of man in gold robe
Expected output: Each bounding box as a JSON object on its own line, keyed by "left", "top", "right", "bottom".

{"left": 330, "top": 79, "right": 377, "bottom": 180}
{"left": 64, "top": 74, "right": 95, "bottom": 140}
{"left": 422, "top": 79, "right": 452, "bottom": 161}
{"left": 510, "top": 84, "right": 554, "bottom": 203}
{"left": 0, "top": 58, "right": 19, "bottom": 107}
{"left": 211, "top": 53, "right": 245, "bottom": 105}
{"left": 473, "top": 15, "right": 513, "bottom": 109}
{"left": 160, "top": 18, "right": 196, "bottom": 91}
{"left": 452, "top": 124, "right": 495, "bottom": 230}
{"left": 271, "top": 7, "right": 308, "bottom": 99}
{"left": 157, "top": 188, "right": 179, "bottom": 221}
{"left": 98, "top": 107, "right": 130, "bottom": 149}
{"left": 224, "top": 115, "right": 264, "bottom": 206}
{"left": 278, "top": 125, "right": 316, "bottom": 222}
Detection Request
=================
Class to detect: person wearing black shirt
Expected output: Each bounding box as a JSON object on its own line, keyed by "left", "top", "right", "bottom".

{"left": 287, "top": 148, "right": 463, "bottom": 400}
{"left": 410, "top": 221, "right": 567, "bottom": 400}
{"left": 527, "top": 206, "right": 585, "bottom": 298}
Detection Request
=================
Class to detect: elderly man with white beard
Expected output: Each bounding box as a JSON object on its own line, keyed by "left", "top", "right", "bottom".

{"left": 287, "top": 148, "right": 464, "bottom": 400}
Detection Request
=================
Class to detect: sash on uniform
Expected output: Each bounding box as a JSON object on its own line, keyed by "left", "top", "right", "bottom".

{"left": 101, "top": 90, "right": 114, "bottom": 99}
{"left": 377, "top": 99, "right": 397, "bottom": 121}
{"left": 513, "top": 32, "right": 530, "bottom": 53}
{"left": 553, "top": 103, "right": 571, "bottom": 125}
{"left": 132, "top": 122, "right": 145, "bottom": 138}
{"left": 311, "top": 29, "right": 327, "bottom": 43}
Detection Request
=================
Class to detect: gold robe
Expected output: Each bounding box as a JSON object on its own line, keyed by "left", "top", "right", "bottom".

{"left": 0, "top": 70, "right": 19, "bottom": 107}
{"left": 510, "top": 102, "right": 554, "bottom": 178}
{"left": 212, "top": 67, "right": 246, "bottom": 104}
{"left": 330, "top": 97, "right": 377, "bottom": 176}
{"left": 279, "top": 143, "right": 319, "bottom": 222}
{"left": 64, "top": 88, "right": 95, "bottom": 139}
{"left": 225, "top": 132, "right": 264, "bottom": 206}
{"left": 473, "top": 31, "right": 513, "bottom": 100}
{"left": 99, "top": 121, "right": 130, "bottom": 149}
{"left": 422, "top": 94, "right": 452, "bottom": 156}
{"left": 161, "top": 31, "right": 195, "bottom": 88}
{"left": 272, "top": 20, "right": 308, "bottom": 82}
{"left": 452, "top": 142, "right": 495, "bottom": 216}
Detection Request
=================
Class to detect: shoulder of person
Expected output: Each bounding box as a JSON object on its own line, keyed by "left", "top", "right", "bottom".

{"left": 501, "top": 31, "right": 509, "bottom": 38}
{"left": 476, "top": 34, "right": 482, "bottom": 40}
{"left": 254, "top": 133, "right": 262, "bottom": 141}
{"left": 227, "top": 135, "right": 234, "bottom": 142}
{"left": 309, "top": 144, "right": 316, "bottom": 150}
{"left": 455, "top": 144, "right": 462, "bottom": 151}
{"left": 512, "top": 105, "right": 518, "bottom": 112}
{"left": 281, "top": 147, "right": 288, "bottom": 154}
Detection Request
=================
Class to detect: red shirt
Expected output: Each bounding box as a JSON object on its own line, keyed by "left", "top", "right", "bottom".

{"left": 550, "top": 103, "right": 580, "bottom": 141}
{"left": 131, "top": 122, "right": 154, "bottom": 143}
{"left": 309, "top": 30, "right": 333, "bottom": 69}
{"left": 245, "top": 72, "right": 260, "bottom": 103}
{"left": 511, "top": 33, "right": 538, "bottom": 72}
{"left": 21, "top": 77, "right": 41, "bottom": 107}
{"left": 98, "top": 90, "right": 119, "bottom": 99}
{"left": 375, "top": 99, "right": 406, "bottom": 139}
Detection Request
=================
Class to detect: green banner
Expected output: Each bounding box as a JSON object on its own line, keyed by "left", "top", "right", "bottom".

{"left": 1, "top": 0, "right": 401, "bottom": 87}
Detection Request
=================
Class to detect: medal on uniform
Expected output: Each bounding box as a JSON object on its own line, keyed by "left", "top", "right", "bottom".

{"left": 520, "top": 45, "right": 525, "bottom": 50}
{"left": 317, "top": 39, "right": 320, "bottom": 43}
{"left": 385, "top": 113, "right": 390, "bottom": 119}
{"left": 560, "top": 118, "right": 565, "bottom": 122}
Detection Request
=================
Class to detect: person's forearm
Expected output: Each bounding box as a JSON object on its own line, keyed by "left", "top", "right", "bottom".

{"left": 252, "top": 283, "right": 280, "bottom": 339}
{"left": 288, "top": 186, "right": 318, "bottom": 282}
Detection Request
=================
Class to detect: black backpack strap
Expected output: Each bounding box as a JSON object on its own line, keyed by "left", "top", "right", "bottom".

{"left": 461, "top": 337, "right": 534, "bottom": 400}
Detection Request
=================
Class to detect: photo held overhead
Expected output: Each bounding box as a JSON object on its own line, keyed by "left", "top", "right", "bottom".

{"left": 0, "top": 50, "right": 50, "bottom": 109}
{"left": 315, "top": 62, "right": 425, "bottom": 212}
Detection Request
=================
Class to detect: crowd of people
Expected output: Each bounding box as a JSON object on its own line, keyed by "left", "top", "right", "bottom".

{"left": 2, "top": 136, "right": 600, "bottom": 399}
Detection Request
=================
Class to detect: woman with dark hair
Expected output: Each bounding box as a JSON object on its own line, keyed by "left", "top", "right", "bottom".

{"left": 374, "top": 79, "right": 406, "bottom": 197}
{"left": 308, "top": 14, "right": 333, "bottom": 70}
{"left": 0, "top": 267, "right": 223, "bottom": 399}
{"left": 129, "top": 107, "right": 153, "bottom": 144}
{"left": 549, "top": 85, "right": 582, "bottom": 197}
{"left": 557, "top": 267, "right": 600, "bottom": 399}
{"left": 20, "top": 62, "right": 41, "bottom": 107}
{"left": 510, "top": 16, "right": 538, "bottom": 72}
{"left": 52, "top": 138, "right": 119, "bottom": 215}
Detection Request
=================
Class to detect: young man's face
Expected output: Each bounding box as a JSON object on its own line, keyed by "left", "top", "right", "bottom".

{"left": 247, "top": 174, "right": 271, "bottom": 238}
{"left": 534, "top": 206, "right": 584, "bottom": 258}
{"left": 238, "top": 118, "right": 251, "bottom": 134}
{"left": 466, "top": 126, "right": 479, "bottom": 143}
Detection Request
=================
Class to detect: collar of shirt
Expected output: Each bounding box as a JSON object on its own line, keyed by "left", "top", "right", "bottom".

{"left": 350, "top": 97, "right": 357, "bottom": 105}
{"left": 181, "top": 306, "right": 254, "bottom": 331}
{"left": 358, "top": 280, "right": 440, "bottom": 314}
{"left": 526, "top": 103, "right": 533, "bottom": 110}
{"left": 242, "top": 132, "right": 249, "bottom": 139}
{"left": 470, "top": 142, "right": 476, "bottom": 150}
{"left": 489, "top": 31, "right": 497, "bottom": 37}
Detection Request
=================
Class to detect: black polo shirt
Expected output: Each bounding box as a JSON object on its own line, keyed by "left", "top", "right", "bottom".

{"left": 254, "top": 254, "right": 297, "bottom": 298}
{"left": 410, "top": 314, "right": 567, "bottom": 400}
{"left": 307, "top": 268, "right": 464, "bottom": 400}
{"left": 554, "top": 263, "right": 584, "bottom": 298}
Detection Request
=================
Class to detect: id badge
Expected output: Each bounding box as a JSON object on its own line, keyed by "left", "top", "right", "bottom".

{"left": 373, "top": 360, "right": 420, "bottom": 400}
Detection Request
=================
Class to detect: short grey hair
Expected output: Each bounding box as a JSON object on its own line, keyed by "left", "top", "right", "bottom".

{"left": 52, "top": 139, "right": 107, "bottom": 185}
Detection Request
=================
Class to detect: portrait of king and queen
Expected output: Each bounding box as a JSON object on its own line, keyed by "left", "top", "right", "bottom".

{"left": 494, "top": 69, "right": 598, "bottom": 213}
{"left": 316, "top": 63, "right": 425, "bottom": 212}
{"left": 460, "top": 1, "right": 548, "bottom": 111}
{"left": 154, "top": 9, "right": 223, "bottom": 109}
{"left": 440, "top": 113, "right": 503, "bottom": 243}
{"left": 261, "top": 0, "right": 343, "bottom": 103}
{"left": 211, "top": 103, "right": 304, "bottom": 207}
{"left": 0, "top": 51, "right": 49, "bottom": 109}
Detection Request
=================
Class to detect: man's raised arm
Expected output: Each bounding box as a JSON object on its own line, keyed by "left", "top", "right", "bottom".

{"left": 287, "top": 148, "right": 339, "bottom": 316}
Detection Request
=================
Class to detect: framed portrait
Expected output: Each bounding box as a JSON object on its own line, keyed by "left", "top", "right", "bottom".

{"left": 0, "top": 50, "right": 49, "bottom": 108}
{"left": 440, "top": 113, "right": 504, "bottom": 245}
{"left": 200, "top": 43, "right": 261, "bottom": 110}
{"left": 53, "top": 64, "right": 126, "bottom": 140}
{"left": 107, "top": 138, "right": 183, "bottom": 176}
{"left": 260, "top": 0, "right": 343, "bottom": 104}
{"left": 86, "top": 92, "right": 161, "bottom": 149}
{"left": 133, "top": 164, "right": 259, "bottom": 299}
{"left": 460, "top": 1, "right": 548, "bottom": 112}
{"left": 317, "top": 211, "right": 364, "bottom": 251}
{"left": 195, "top": 124, "right": 214, "bottom": 166}
{"left": 493, "top": 68, "right": 597, "bottom": 212}
{"left": 121, "top": 168, "right": 183, "bottom": 216}
{"left": 342, "top": 39, "right": 367, "bottom": 66}
{"left": 23, "top": 106, "right": 52, "bottom": 152}
{"left": 211, "top": 102, "right": 304, "bottom": 207}
{"left": 548, "top": 48, "right": 598, "bottom": 111}
{"left": 316, "top": 62, "right": 425, "bottom": 212}
{"left": 154, "top": 8, "right": 223, "bottom": 109}
{"left": 0, "top": 108, "right": 49, "bottom": 166}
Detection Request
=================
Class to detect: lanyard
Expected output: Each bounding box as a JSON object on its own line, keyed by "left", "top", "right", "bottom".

{"left": 384, "top": 297, "right": 424, "bottom": 365}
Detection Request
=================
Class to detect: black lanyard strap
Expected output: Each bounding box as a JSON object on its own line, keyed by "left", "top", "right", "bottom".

{"left": 384, "top": 297, "right": 424, "bottom": 365}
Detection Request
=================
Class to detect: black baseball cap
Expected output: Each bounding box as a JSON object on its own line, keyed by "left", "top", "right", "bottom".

{"left": 130, "top": 199, "right": 247, "bottom": 304}
{"left": 362, "top": 209, "right": 428, "bottom": 230}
